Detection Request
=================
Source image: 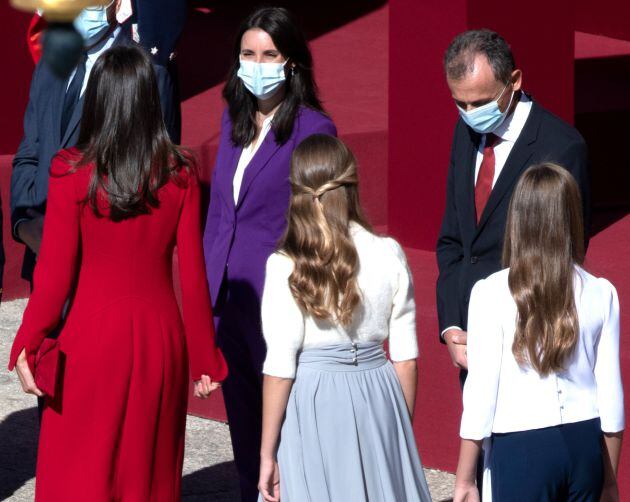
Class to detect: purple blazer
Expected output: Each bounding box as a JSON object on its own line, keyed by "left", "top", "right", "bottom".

{"left": 203, "top": 106, "right": 337, "bottom": 311}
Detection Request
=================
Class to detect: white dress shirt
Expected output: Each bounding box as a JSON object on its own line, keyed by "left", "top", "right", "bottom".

{"left": 67, "top": 27, "right": 121, "bottom": 96}
{"left": 232, "top": 114, "right": 274, "bottom": 203}
{"left": 474, "top": 93, "right": 532, "bottom": 186}
{"left": 441, "top": 93, "right": 533, "bottom": 339}
{"left": 461, "top": 266, "right": 625, "bottom": 440}
{"left": 261, "top": 223, "right": 419, "bottom": 379}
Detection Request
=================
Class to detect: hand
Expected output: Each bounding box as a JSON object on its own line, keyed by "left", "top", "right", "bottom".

{"left": 600, "top": 481, "right": 620, "bottom": 502}
{"left": 14, "top": 348, "right": 44, "bottom": 397}
{"left": 193, "top": 375, "right": 220, "bottom": 399}
{"left": 17, "top": 210, "right": 45, "bottom": 255}
{"left": 445, "top": 329, "right": 468, "bottom": 369}
{"left": 258, "top": 455, "right": 280, "bottom": 502}
{"left": 453, "top": 480, "right": 480, "bottom": 502}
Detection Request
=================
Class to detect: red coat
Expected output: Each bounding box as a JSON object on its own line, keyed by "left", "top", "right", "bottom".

{"left": 9, "top": 148, "right": 227, "bottom": 501}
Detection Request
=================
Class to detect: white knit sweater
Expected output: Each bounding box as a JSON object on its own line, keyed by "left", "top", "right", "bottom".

{"left": 261, "top": 223, "right": 419, "bottom": 378}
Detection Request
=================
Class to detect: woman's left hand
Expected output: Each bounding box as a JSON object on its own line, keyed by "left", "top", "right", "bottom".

{"left": 258, "top": 455, "right": 280, "bottom": 502}
{"left": 193, "top": 375, "right": 220, "bottom": 399}
{"left": 14, "top": 348, "right": 44, "bottom": 397}
{"left": 453, "top": 480, "right": 480, "bottom": 502}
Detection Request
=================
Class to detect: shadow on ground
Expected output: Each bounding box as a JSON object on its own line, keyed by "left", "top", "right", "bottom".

{"left": 0, "top": 407, "right": 38, "bottom": 501}
{"left": 0, "top": 407, "right": 240, "bottom": 501}
{"left": 182, "top": 461, "right": 240, "bottom": 501}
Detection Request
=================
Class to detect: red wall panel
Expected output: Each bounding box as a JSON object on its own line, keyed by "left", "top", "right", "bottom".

{"left": 0, "top": 6, "right": 35, "bottom": 155}
{"left": 388, "top": 0, "right": 467, "bottom": 250}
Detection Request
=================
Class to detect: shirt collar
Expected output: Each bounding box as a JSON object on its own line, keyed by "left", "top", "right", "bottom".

{"left": 491, "top": 92, "right": 532, "bottom": 143}
{"left": 87, "top": 26, "right": 121, "bottom": 60}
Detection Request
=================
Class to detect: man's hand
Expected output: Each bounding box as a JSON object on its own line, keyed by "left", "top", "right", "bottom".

{"left": 17, "top": 209, "right": 45, "bottom": 255}
{"left": 445, "top": 329, "right": 468, "bottom": 369}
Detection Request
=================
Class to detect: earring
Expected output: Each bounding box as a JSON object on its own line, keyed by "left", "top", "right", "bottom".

{"left": 291, "top": 66, "right": 295, "bottom": 76}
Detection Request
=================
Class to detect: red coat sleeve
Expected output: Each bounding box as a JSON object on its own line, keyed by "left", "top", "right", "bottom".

{"left": 8, "top": 154, "right": 81, "bottom": 372}
{"left": 176, "top": 173, "right": 228, "bottom": 382}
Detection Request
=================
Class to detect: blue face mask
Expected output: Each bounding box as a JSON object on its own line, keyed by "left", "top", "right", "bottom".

{"left": 457, "top": 83, "right": 514, "bottom": 134}
{"left": 237, "top": 60, "right": 287, "bottom": 101}
{"left": 74, "top": 2, "right": 113, "bottom": 42}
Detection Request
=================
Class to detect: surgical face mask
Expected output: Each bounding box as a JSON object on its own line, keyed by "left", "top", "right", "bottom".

{"left": 237, "top": 59, "right": 287, "bottom": 101}
{"left": 74, "top": 2, "right": 114, "bottom": 42}
{"left": 457, "top": 83, "right": 514, "bottom": 134}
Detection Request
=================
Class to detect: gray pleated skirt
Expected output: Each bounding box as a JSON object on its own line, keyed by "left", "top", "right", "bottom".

{"left": 267, "top": 341, "right": 432, "bottom": 502}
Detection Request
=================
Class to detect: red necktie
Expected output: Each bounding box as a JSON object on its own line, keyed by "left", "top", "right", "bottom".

{"left": 475, "top": 133, "right": 500, "bottom": 224}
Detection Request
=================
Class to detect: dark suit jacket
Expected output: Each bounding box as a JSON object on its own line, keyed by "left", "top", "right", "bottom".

{"left": 11, "top": 23, "right": 178, "bottom": 282}
{"left": 436, "top": 99, "right": 590, "bottom": 340}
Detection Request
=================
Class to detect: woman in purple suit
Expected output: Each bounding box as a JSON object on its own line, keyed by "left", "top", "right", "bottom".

{"left": 202, "top": 7, "right": 336, "bottom": 501}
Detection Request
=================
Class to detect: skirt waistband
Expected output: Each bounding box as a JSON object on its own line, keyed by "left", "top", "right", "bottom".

{"left": 297, "top": 342, "right": 387, "bottom": 372}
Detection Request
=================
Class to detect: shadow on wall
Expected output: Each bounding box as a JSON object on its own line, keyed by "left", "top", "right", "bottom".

{"left": 178, "top": 0, "right": 387, "bottom": 101}
{"left": 575, "top": 54, "right": 630, "bottom": 236}
{"left": 0, "top": 407, "right": 39, "bottom": 500}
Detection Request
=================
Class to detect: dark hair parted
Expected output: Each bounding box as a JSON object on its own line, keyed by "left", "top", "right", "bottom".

{"left": 503, "top": 163, "right": 585, "bottom": 376}
{"left": 77, "top": 45, "right": 193, "bottom": 222}
{"left": 280, "top": 134, "right": 371, "bottom": 326}
{"left": 223, "top": 7, "right": 325, "bottom": 147}
{"left": 444, "top": 29, "right": 515, "bottom": 83}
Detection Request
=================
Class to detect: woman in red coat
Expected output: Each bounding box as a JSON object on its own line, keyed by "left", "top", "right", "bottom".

{"left": 7, "top": 46, "right": 227, "bottom": 501}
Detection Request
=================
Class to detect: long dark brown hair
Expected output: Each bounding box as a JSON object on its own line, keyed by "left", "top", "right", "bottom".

{"left": 503, "top": 163, "right": 585, "bottom": 376}
{"left": 280, "top": 135, "right": 371, "bottom": 326}
{"left": 223, "top": 7, "right": 324, "bottom": 147}
{"left": 76, "top": 45, "right": 192, "bottom": 221}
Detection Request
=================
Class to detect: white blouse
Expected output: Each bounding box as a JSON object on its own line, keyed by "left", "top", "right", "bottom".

{"left": 232, "top": 114, "right": 274, "bottom": 203}
{"left": 461, "top": 267, "right": 624, "bottom": 440}
{"left": 261, "top": 223, "right": 419, "bottom": 379}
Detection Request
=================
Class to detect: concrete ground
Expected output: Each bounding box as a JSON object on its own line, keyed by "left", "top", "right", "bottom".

{"left": 0, "top": 299, "right": 454, "bottom": 501}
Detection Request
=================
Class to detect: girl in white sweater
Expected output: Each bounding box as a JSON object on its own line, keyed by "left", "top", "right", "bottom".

{"left": 455, "top": 163, "right": 624, "bottom": 502}
{"left": 257, "top": 134, "right": 431, "bottom": 502}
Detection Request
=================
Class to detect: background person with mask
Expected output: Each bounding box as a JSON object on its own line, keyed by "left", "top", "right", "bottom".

{"left": 202, "top": 7, "right": 336, "bottom": 501}
{"left": 10, "top": 0, "right": 178, "bottom": 288}
{"left": 436, "top": 29, "right": 590, "bottom": 380}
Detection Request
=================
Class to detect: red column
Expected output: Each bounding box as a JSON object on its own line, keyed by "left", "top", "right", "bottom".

{"left": 388, "top": 0, "right": 468, "bottom": 250}
{"left": 0, "top": 6, "right": 34, "bottom": 155}
{"left": 468, "top": 0, "right": 574, "bottom": 123}
{"left": 389, "top": 0, "right": 575, "bottom": 250}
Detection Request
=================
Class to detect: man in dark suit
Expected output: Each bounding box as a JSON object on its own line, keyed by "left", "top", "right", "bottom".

{"left": 436, "top": 30, "right": 590, "bottom": 377}
{"left": 11, "top": 2, "right": 178, "bottom": 285}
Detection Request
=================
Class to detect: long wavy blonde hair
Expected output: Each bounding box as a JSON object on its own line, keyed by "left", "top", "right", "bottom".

{"left": 503, "top": 163, "right": 585, "bottom": 376}
{"left": 280, "top": 134, "right": 371, "bottom": 325}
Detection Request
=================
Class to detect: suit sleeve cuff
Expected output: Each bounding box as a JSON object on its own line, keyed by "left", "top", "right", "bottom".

{"left": 13, "top": 218, "right": 29, "bottom": 242}
{"left": 441, "top": 325, "right": 463, "bottom": 341}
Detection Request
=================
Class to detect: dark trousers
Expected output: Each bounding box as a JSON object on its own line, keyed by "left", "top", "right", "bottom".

{"left": 491, "top": 418, "right": 604, "bottom": 501}
{"left": 215, "top": 278, "right": 267, "bottom": 502}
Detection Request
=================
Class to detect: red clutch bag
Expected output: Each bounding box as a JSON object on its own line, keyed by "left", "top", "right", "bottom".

{"left": 34, "top": 339, "right": 61, "bottom": 399}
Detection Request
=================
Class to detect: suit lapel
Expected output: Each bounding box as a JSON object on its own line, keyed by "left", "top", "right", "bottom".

{"left": 235, "top": 130, "right": 282, "bottom": 210}
{"left": 222, "top": 144, "right": 242, "bottom": 210}
{"left": 52, "top": 76, "right": 68, "bottom": 147}
{"left": 475, "top": 101, "right": 542, "bottom": 235}
{"left": 61, "top": 97, "right": 84, "bottom": 147}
